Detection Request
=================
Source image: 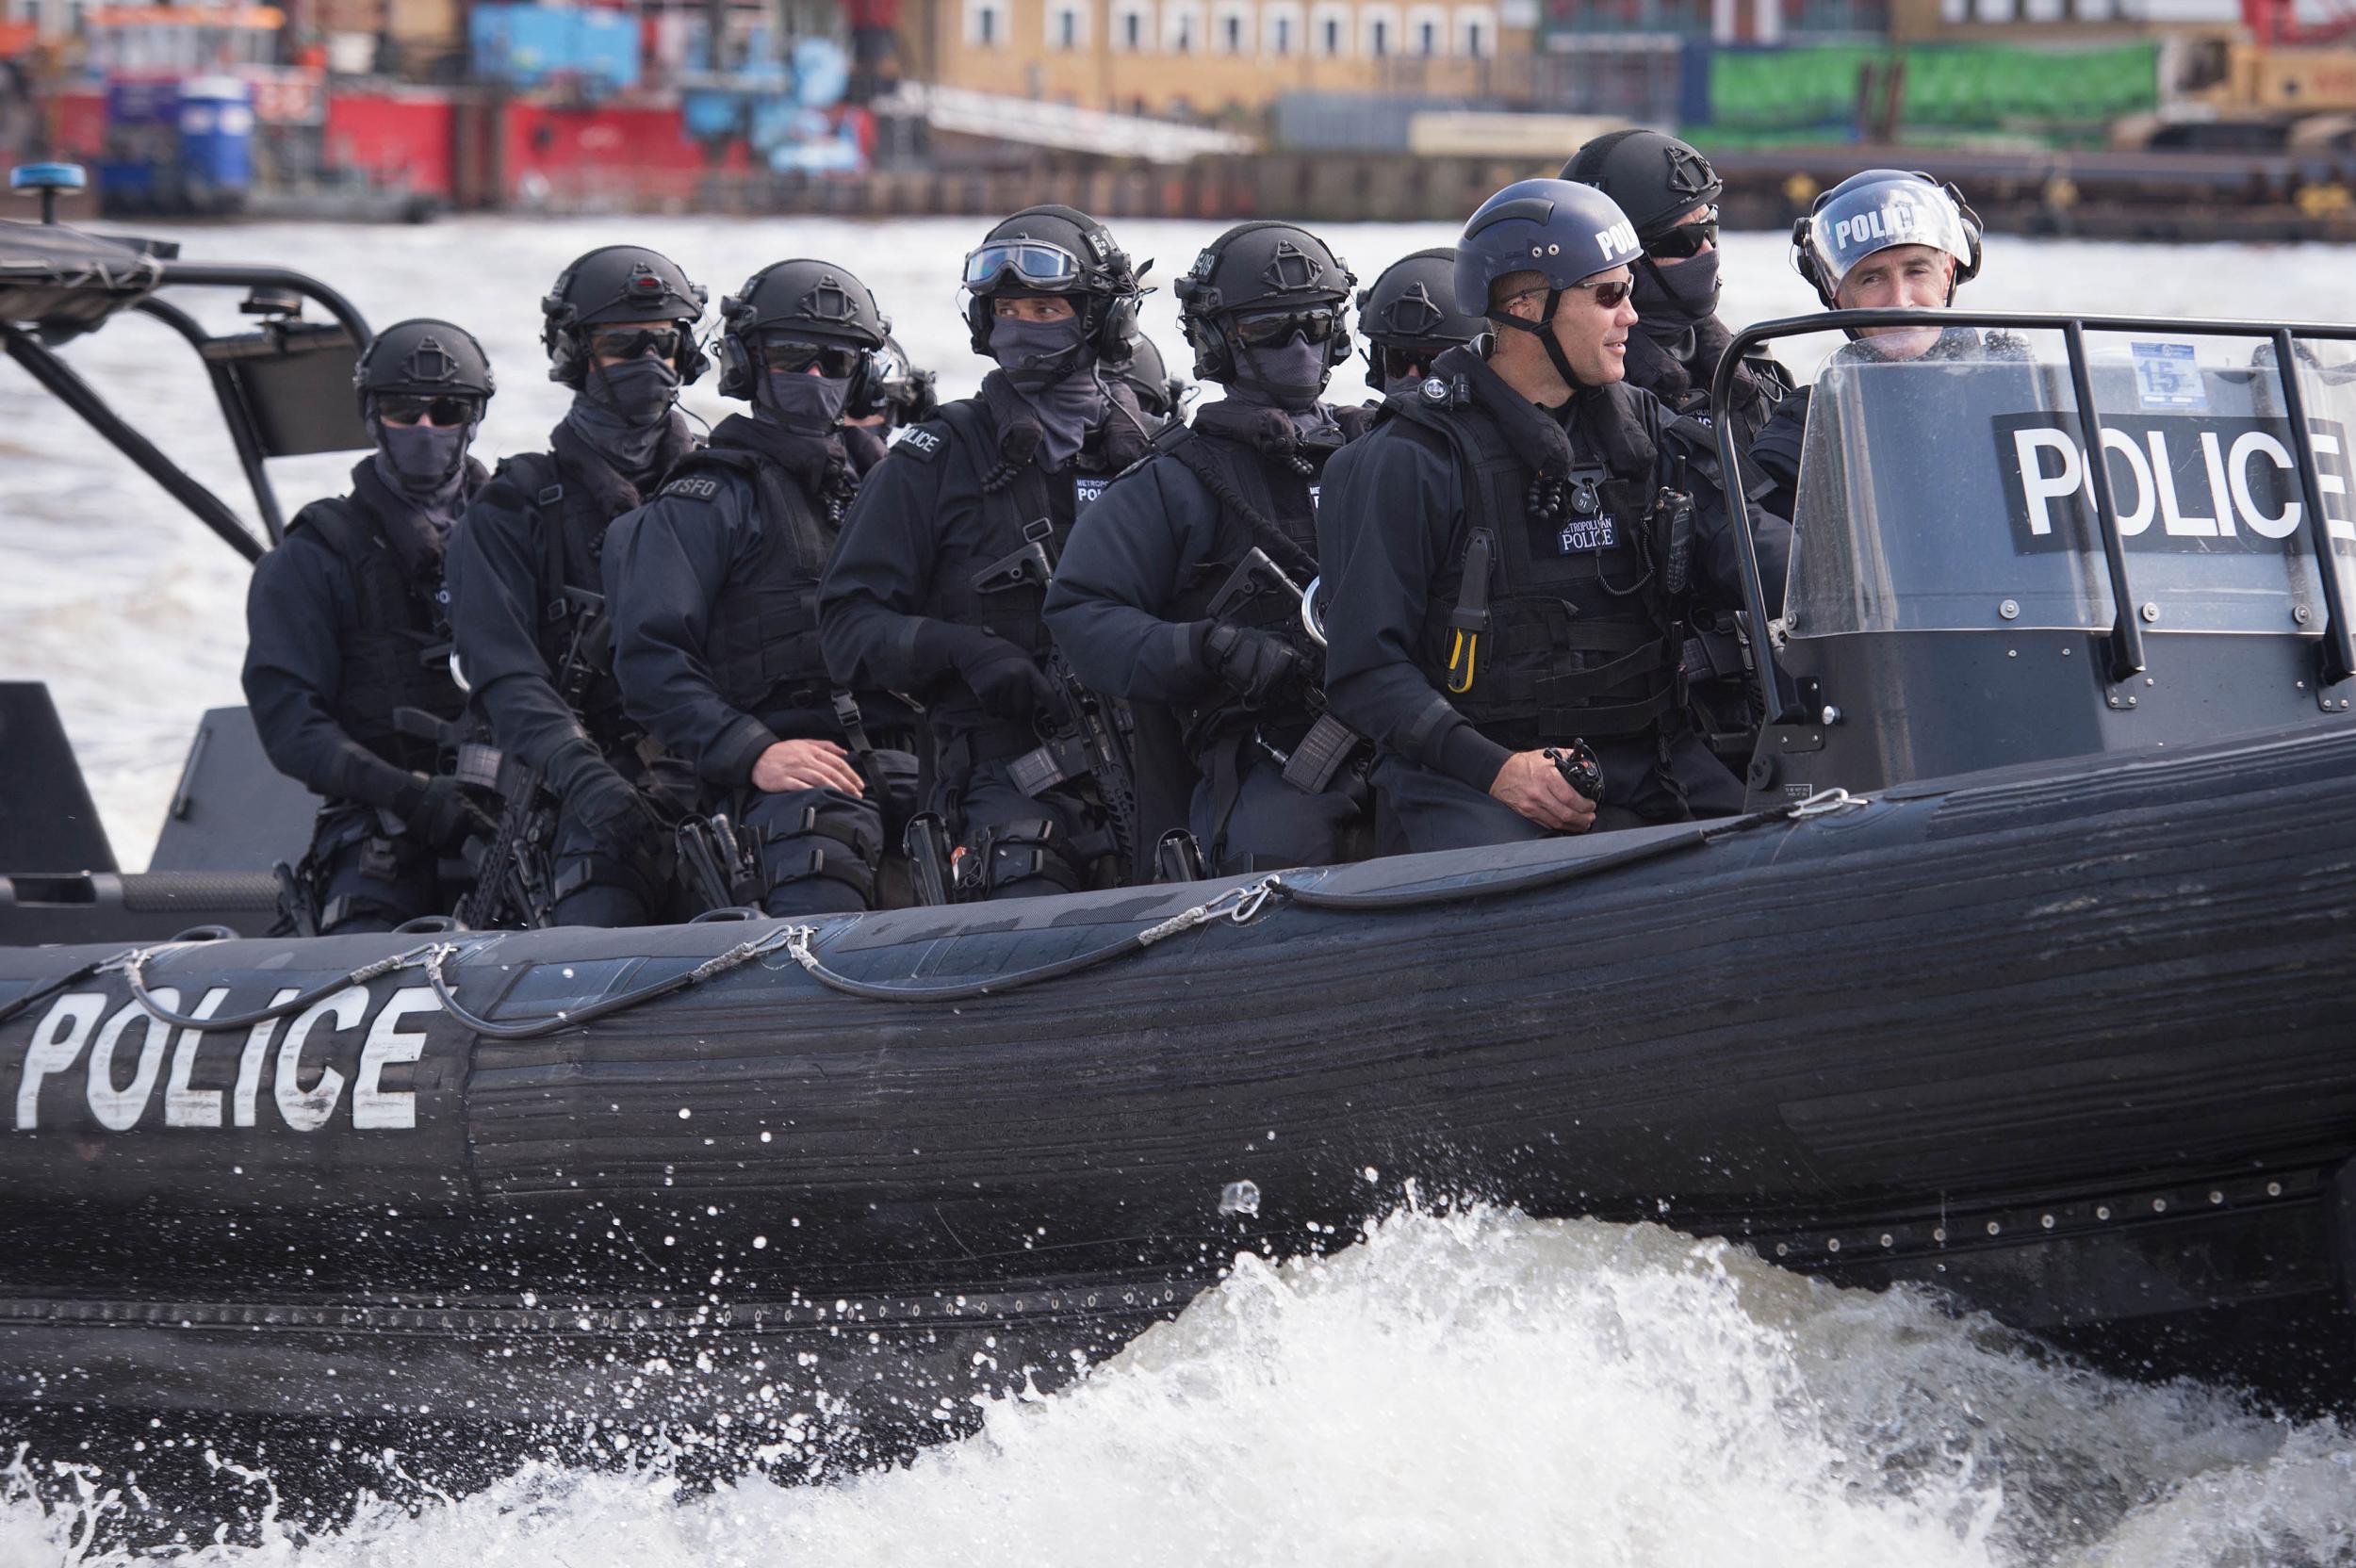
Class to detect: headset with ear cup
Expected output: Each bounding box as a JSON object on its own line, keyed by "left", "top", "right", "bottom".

{"left": 959, "top": 204, "right": 1146, "bottom": 362}
{"left": 714, "top": 257, "right": 892, "bottom": 410}
{"left": 540, "top": 245, "right": 712, "bottom": 389}
{"left": 1790, "top": 169, "right": 1983, "bottom": 310}
{"left": 1172, "top": 220, "right": 1356, "bottom": 384}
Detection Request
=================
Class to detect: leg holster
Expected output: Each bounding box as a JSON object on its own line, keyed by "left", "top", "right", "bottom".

{"left": 960, "top": 815, "right": 1086, "bottom": 900}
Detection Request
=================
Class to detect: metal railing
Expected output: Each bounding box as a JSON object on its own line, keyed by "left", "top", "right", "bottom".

{"left": 1709, "top": 307, "right": 2356, "bottom": 724}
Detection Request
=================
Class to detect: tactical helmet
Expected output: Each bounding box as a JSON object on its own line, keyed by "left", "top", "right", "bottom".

{"left": 717, "top": 257, "right": 891, "bottom": 406}
{"left": 960, "top": 204, "right": 1145, "bottom": 359}
{"left": 1561, "top": 129, "right": 1723, "bottom": 240}
{"left": 1792, "top": 169, "right": 1983, "bottom": 309}
{"left": 1120, "top": 327, "right": 1192, "bottom": 421}
{"left": 862, "top": 334, "right": 939, "bottom": 428}
{"left": 1172, "top": 220, "right": 1356, "bottom": 384}
{"left": 352, "top": 318, "right": 494, "bottom": 420}
{"left": 1357, "top": 247, "right": 1483, "bottom": 379}
{"left": 541, "top": 245, "right": 711, "bottom": 388}
{"left": 1453, "top": 178, "right": 1643, "bottom": 318}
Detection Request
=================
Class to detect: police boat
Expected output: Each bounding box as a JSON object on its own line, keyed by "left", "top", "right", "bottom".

{"left": 1, "top": 175, "right": 2354, "bottom": 1454}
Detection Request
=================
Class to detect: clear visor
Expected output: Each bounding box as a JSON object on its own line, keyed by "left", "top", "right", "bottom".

{"left": 963, "top": 239, "right": 1084, "bottom": 292}
{"left": 1805, "top": 185, "right": 1973, "bottom": 295}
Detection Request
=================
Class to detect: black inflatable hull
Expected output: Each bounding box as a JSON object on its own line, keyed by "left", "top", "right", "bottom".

{"left": 4, "top": 720, "right": 2354, "bottom": 1430}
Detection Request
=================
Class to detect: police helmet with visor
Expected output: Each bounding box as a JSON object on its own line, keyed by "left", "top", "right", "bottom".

{"left": 1792, "top": 169, "right": 1983, "bottom": 309}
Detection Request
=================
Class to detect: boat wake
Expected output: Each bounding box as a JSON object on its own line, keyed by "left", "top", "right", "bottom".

{"left": 2, "top": 1205, "right": 2347, "bottom": 1566}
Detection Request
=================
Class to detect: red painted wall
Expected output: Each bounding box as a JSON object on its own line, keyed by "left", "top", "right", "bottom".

{"left": 500, "top": 101, "right": 748, "bottom": 199}
{"left": 51, "top": 90, "right": 108, "bottom": 158}
{"left": 323, "top": 90, "right": 457, "bottom": 199}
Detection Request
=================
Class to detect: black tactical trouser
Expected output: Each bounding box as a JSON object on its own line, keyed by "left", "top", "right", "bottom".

{"left": 1190, "top": 744, "right": 1361, "bottom": 873}
{"left": 952, "top": 761, "right": 1116, "bottom": 901}
{"left": 308, "top": 801, "right": 459, "bottom": 935}
{"left": 1375, "top": 729, "right": 1744, "bottom": 856}
{"left": 737, "top": 748, "right": 919, "bottom": 918}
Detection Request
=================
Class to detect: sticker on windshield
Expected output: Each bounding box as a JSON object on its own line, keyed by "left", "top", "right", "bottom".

{"left": 2131, "top": 342, "right": 2208, "bottom": 412}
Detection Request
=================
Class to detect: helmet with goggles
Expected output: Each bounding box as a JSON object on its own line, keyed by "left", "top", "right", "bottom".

{"left": 541, "top": 245, "right": 710, "bottom": 388}
{"left": 960, "top": 204, "right": 1145, "bottom": 360}
{"left": 716, "top": 257, "right": 891, "bottom": 405}
{"left": 353, "top": 317, "right": 494, "bottom": 425}
{"left": 1173, "top": 220, "right": 1356, "bottom": 384}
{"left": 1357, "top": 247, "right": 1483, "bottom": 384}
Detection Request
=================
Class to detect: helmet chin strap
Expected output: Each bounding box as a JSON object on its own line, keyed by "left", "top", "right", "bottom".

{"left": 1493, "top": 289, "right": 1591, "bottom": 395}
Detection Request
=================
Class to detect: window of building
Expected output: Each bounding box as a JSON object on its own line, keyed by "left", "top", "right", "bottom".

{"left": 1408, "top": 4, "right": 1444, "bottom": 53}
{"left": 1114, "top": 0, "right": 1153, "bottom": 49}
{"left": 1453, "top": 3, "right": 1495, "bottom": 54}
{"left": 1362, "top": 4, "right": 1399, "bottom": 57}
{"left": 1215, "top": 0, "right": 1252, "bottom": 52}
{"left": 1264, "top": 0, "right": 1301, "bottom": 52}
{"left": 964, "top": 0, "right": 1010, "bottom": 45}
{"left": 1164, "top": 0, "right": 1203, "bottom": 52}
{"left": 1048, "top": 0, "right": 1088, "bottom": 47}
{"left": 1311, "top": 0, "right": 1349, "bottom": 54}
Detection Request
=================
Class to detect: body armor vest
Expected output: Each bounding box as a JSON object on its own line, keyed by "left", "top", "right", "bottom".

{"left": 498, "top": 449, "right": 632, "bottom": 742}
{"left": 923, "top": 398, "right": 1078, "bottom": 656}
{"left": 662, "top": 441, "right": 836, "bottom": 721}
{"left": 289, "top": 496, "right": 463, "bottom": 774}
{"left": 1407, "top": 394, "right": 1688, "bottom": 750}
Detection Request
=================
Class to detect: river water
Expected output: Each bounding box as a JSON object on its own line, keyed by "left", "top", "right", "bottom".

{"left": 3, "top": 217, "right": 2353, "bottom": 1562}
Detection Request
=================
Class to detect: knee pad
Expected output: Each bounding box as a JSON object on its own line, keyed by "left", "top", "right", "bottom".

{"left": 755, "top": 796, "right": 883, "bottom": 908}
{"left": 961, "top": 815, "right": 1085, "bottom": 900}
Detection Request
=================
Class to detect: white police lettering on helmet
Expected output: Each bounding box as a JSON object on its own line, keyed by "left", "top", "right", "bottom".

{"left": 1594, "top": 221, "right": 1638, "bottom": 262}
{"left": 1831, "top": 201, "right": 1938, "bottom": 253}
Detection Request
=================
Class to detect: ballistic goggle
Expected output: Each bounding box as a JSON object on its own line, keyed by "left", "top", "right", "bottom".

{"left": 963, "top": 239, "right": 1086, "bottom": 293}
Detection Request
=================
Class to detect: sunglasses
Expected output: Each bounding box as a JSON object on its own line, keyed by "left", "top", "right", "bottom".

{"left": 761, "top": 338, "right": 861, "bottom": 379}
{"left": 963, "top": 239, "right": 1082, "bottom": 291}
{"left": 1575, "top": 279, "right": 1635, "bottom": 309}
{"left": 375, "top": 393, "right": 480, "bottom": 426}
{"left": 1231, "top": 309, "right": 1343, "bottom": 348}
{"left": 1375, "top": 345, "right": 1431, "bottom": 383}
{"left": 1644, "top": 217, "right": 1719, "bottom": 261}
{"left": 587, "top": 326, "right": 683, "bottom": 361}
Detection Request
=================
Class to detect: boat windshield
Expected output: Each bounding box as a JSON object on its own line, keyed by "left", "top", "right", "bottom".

{"left": 1784, "top": 332, "right": 2356, "bottom": 638}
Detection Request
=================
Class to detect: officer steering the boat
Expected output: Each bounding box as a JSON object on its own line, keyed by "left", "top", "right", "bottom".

{"left": 1750, "top": 170, "right": 2002, "bottom": 517}
{"left": 1322, "top": 179, "right": 1791, "bottom": 851}
{"left": 819, "top": 205, "right": 1157, "bottom": 899}
{"left": 445, "top": 245, "right": 709, "bottom": 926}
{"left": 604, "top": 260, "right": 919, "bottom": 917}
{"left": 242, "top": 318, "right": 496, "bottom": 933}
{"left": 1044, "top": 221, "right": 1372, "bottom": 874}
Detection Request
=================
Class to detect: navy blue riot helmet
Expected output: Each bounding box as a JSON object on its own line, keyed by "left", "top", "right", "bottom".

{"left": 1454, "top": 178, "right": 1643, "bottom": 389}
{"left": 1792, "top": 169, "right": 1982, "bottom": 310}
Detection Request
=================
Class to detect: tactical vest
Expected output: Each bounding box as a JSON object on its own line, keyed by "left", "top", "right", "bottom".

{"left": 497, "top": 449, "right": 631, "bottom": 740}
{"left": 288, "top": 497, "right": 463, "bottom": 774}
{"left": 912, "top": 398, "right": 1086, "bottom": 657}
{"left": 1161, "top": 427, "right": 1329, "bottom": 743}
{"left": 656, "top": 445, "right": 835, "bottom": 719}
{"left": 1408, "top": 395, "right": 1688, "bottom": 750}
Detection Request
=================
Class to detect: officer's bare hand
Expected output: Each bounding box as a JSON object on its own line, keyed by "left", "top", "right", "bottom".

{"left": 1489, "top": 749, "right": 1597, "bottom": 833}
{"left": 753, "top": 739, "right": 865, "bottom": 796}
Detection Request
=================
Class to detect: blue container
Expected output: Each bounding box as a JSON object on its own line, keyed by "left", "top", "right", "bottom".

{"left": 175, "top": 76, "right": 254, "bottom": 194}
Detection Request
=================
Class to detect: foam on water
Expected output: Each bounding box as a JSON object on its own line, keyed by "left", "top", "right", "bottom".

{"left": 0, "top": 1208, "right": 2342, "bottom": 1566}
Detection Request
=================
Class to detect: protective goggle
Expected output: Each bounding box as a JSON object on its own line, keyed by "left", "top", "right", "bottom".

{"left": 963, "top": 239, "right": 1084, "bottom": 293}
{"left": 1375, "top": 344, "right": 1432, "bottom": 383}
{"left": 1644, "top": 215, "right": 1718, "bottom": 261}
{"left": 1230, "top": 308, "right": 1343, "bottom": 348}
{"left": 761, "top": 336, "right": 861, "bottom": 379}
{"left": 588, "top": 325, "right": 683, "bottom": 361}
{"left": 375, "top": 393, "right": 481, "bottom": 426}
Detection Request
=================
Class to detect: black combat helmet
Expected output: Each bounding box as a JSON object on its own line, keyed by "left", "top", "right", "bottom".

{"left": 1119, "top": 326, "right": 1192, "bottom": 421}
{"left": 352, "top": 318, "right": 495, "bottom": 420}
{"left": 540, "top": 245, "right": 710, "bottom": 387}
{"left": 865, "top": 334, "right": 939, "bottom": 427}
{"left": 1172, "top": 220, "right": 1356, "bottom": 384}
{"left": 959, "top": 204, "right": 1145, "bottom": 359}
{"left": 1561, "top": 129, "right": 1724, "bottom": 241}
{"left": 1356, "top": 247, "right": 1483, "bottom": 385}
{"left": 716, "top": 257, "right": 891, "bottom": 405}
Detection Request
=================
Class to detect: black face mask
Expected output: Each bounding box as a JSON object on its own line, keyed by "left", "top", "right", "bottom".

{"left": 1227, "top": 335, "right": 1331, "bottom": 412}
{"left": 761, "top": 370, "right": 851, "bottom": 434}
{"left": 990, "top": 314, "right": 1089, "bottom": 392}
{"left": 566, "top": 356, "right": 681, "bottom": 478}
{"left": 370, "top": 416, "right": 473, "bottom": 533}
{"left": 1635, "top": 250, "right": 1722, "bottom": 334}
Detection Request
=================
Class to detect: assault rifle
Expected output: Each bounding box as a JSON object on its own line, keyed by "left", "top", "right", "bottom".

{"left": 969, "top": 530, "right": 1141, "bottom": 869}
{"left": 1203, "top": 547, "right": 1371, "bottom": 799}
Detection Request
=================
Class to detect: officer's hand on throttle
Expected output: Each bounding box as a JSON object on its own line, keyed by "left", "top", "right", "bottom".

{"left": 405, "top": 774, "right": 497, "bottom": 851}
{"left": 1489, "top": 750, "right": 1598, "bottom": 833}
{"left": 953, "top": 633, "right": 1058, "bottom": 720}
{"left": 1203, "top": 623, "right": 1304, "bottom": 706}
{"left": 752, "top": 739, "right": 865, "bottom": 796}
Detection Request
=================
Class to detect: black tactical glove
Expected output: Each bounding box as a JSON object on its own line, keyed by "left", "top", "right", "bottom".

{"left": 936, "top": 626, "right": 1057, "bottom": 721}
{"left": 545, "top": 741, "right": 663, "bottom": 844}
{"left": 1203, "top": 623, "right": 1305, "bottom": 707}
{"left": 400, "top": 773, "right": 496, "bottom": 852}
